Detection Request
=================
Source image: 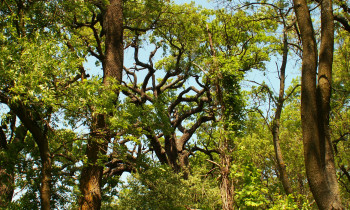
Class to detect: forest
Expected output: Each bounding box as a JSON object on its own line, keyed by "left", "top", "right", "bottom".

{"left": 0, "top": 0, "right": 349, "bottom": 209}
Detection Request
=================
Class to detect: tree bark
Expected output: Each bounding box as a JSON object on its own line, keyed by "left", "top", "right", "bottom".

{"left": 79, "top": 0, "right": 123, "bottom": 209}
{"left": 317, "top": 0, "right": 341, "bottom": 203}
{"left": 39, "top": 143, "right": 52, "bottom": 210}
{"left": 219, "top": 137, "right": 234, "bottom": 210}
{"left": 293, "top": 0, "right": 343, "bottom": 208}
{"left": 79, "top": 135, "right": 107, "bottom": 210}
{"left": 103, "top": 0, "right": 123, "bottom": 86}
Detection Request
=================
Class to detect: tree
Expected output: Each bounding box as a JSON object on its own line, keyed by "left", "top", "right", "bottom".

{"left": 122, "top": 3, "right": 215, "bottom": 176}
{"left": 292, "top": 0, "right": 343, "bottom": 208}
{"left": 0, "top": 1, "right": 87, "bottom": 208}
{"left": 75, "top": 0, "right": 123, "bottom": 209}
{"left": 0, "top": 119, "right": 27, "bottom": 207}
{"left": 2, "top": 0, "right": 349, "bottom": 208}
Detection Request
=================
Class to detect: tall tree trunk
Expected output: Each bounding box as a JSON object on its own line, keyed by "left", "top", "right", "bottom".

{"left": 293, "top": 0, "right": 343, "bottom": 208}
{"left": 79, "top": 0, "right": 123, "bottom": 209}
{"left": 317, "top": 0, "right": 341, "bottom": 202}
{"left": 272, "top": 31, "right": 293, "bottom": 195}
{"left": 207, "top": 24, "right": 235, "bottom": 209}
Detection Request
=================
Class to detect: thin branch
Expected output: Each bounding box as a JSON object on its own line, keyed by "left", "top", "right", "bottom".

{"left": 206, "top": 159, "right": 221, "bottom": 168}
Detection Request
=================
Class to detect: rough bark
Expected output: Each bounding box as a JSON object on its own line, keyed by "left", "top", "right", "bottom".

{"left": 79, "top": 0, "right": 123, "bottom": 209}
{"left": 79, "top": 135, "right": 107, "bottom": 210}
{"left": 293, "top": 0, "right": 343, "bottom": 208}
{"left": 317, "top": 0, "right": 341, "bottom": 202}
{"left": 220, "top": 148, "right": 234, "bottom": 210}
{"left": 272, "top": 31, "right": 293, "bottom": 195}
{"left": 103, "top": 0, "right": 123, "bottom": 86}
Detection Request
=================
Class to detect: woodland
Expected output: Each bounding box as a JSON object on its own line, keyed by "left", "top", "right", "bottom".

{"left": 0, "top": 0, "right": 349, "bottom": 209}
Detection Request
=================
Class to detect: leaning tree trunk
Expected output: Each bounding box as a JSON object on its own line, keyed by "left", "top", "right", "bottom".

{"left": 11, "top": 103, "right": 53, "bottom": 210}
{"left": 271, "top": 31, "right": 293, "bottom": 196}
{"left": 79, "top": 0, "right": 123, "bottom": 209}
{"left": 293, "top": 0, "right": 343, "bottom": 208}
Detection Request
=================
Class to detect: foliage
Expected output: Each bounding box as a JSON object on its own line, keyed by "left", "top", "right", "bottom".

{"left": 0, "top": 0, "right": 349, "bottom": 209}
{"left": 115, "top": 166, "right": 221, "bottom": 210}
{"left": 332, "top": 29, "right": 350, "bottom": 205}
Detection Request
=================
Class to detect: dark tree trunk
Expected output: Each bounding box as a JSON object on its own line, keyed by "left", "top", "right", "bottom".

{"left": 79, "top": 0, "right": 123, "bottom": 209}
{"left": 39, "top": 144, "right": 52, "bottom": 210}
{"left": 164, "top": 134, "right": 181, "bottom": 172}
{"left": 293, "top": 0, "right": 343, "bottom": 208}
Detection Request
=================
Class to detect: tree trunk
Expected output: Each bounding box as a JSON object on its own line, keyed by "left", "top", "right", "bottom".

{"left": 293, "top": 0, "right": 343, "bottom": 208}
{"left": 317, "top": 0, "right": 341, "bottom": 202}
{"left": 79, "top": 0, "right": 123, "bottom": 209}
{"left": 10, "top": 103, "right": 52, "bottom": 210}
{"left": 39, "top": 144, "right": 52, "bottom": 210}
{"left": 164, "top": 134, "right": 191, "bottom": 178}
{"left": 272, "top": 31, "right": 293, "bottom": 195}
{"left": 103, "top": 0, "right": 123, "bottom": 86}
{"left": 79, "top": 135, "right": 106, "bottom": 210}
{"left": 164, "top": 134, "right": 181, "bottom": 172}
{"left": 220, "top": 143, "right": 234, "bottom": 210}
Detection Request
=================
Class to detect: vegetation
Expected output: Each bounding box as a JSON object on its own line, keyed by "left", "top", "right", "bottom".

{"left": 0, "top": 0, "right": 349, "bottom": 209}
